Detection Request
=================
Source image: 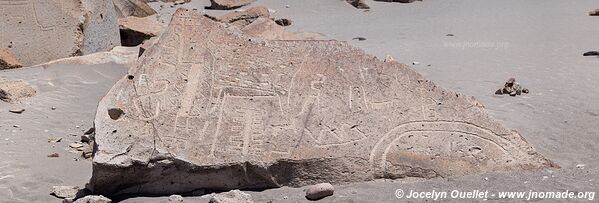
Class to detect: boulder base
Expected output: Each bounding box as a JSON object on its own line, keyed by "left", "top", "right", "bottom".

{"left": 90, "top": 9, "right": 551, "bottom": 197}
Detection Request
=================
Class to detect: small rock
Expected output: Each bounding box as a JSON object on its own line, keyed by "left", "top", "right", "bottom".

{"left": 576, "top": 164, "right": 586, "bottom": 169}
{"left": 583, "top": 51, "right": 599, "bottom": 56}
{"left": 352, "top": 37, "right": 366, "bottom": 41}
{"left": 8, "top": 107, "right": 25, "bottom": 114}
{"left": 51, "top": 186, "right": 81, "bottom": 199}
{"left": 209, "top": 190, "right": 253, "bottom": 203}
{"left": 69, "top": 143, "right": 84, "bottom": 149}
{"left": 446, "top": 33, "right": 454, "bottom": 36}
{"left": 274, "top": 18, "right": 292, "bottom": 26}
{"left": 0, "top": 49, "right": 23, "bottom": 70}
{"left": 412, "top": 61, "right": 420, "bottom": 65}
{"left": 51, "top": 106, "right": 57, "bottom": 110}
{"left": 285, "top": 5, "right": 290, "bottom": 8}
{"left": 13, "top": 124, "right": 19, "bottom": 128}
{"left": 346, "top": 0, "right": 370, "bottom": 9}
{"left": 495, "top": 78, "right": 529, "bottom": 97}
{"left": 81, "top": 134, "right": 92, "bottom": 143}
{"left": 84, "top": 127, "right": 95, "bottom": 135}
{"left": 48, "top": 137, "right": 63, "bottom": 143}
{"left": 384, "top": 55, "right": 395, "bottom": 62}
{"left": 590, "top": 9, "right": 599, "bottom": 16}
{"left": 168, "top": 194, "right": 184, "bottom": 202}
{"left": 107, "top": 108, "right": 124, "bottom": 120}
{"left": 305, "top": 183, "right": 334, "bottom": 200}
{"left": 73, "top": 195, "right": 111, "bottom": 203}
{"left": 48, "top": 153, "right": 60, "bottom": 158}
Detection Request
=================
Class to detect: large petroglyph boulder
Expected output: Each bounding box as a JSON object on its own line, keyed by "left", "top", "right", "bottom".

{"left": 90, "top": 9, "right": 551, "bottom": 196}
{"left": 0, "top": 0, "right": 120, "bottom": 66}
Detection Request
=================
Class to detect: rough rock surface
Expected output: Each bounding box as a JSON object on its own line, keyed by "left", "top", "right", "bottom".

{"left": 241, "top": 17, "right": 324, "bottom": 40}
{"left": 0, "top": 49, "right": 22, "bottom": 70}
{"left": 0, "top": 79, "right": 36, "bottom": 103}
{"left": 374, "top": 0, "right": 421, "bottom": 3}
{"left": 208, "top": 0, "right": 256, "bottom": 10}
{"left": 119, "top": 16, "right": 165, "bottom": 46}
{"left": 590, "top": 9, "right": 599, "bottom": 16}
{"left": 214, "top": 6, "right": 270, "bottom": 27}
{"left": 494, "top": 78, "right": 529, "bottom": 97}
{"left": 0, "top": 0, "right": 120, "bottom": 66}
{"left": 113, "top": 0, "right": 157, "bottom": 18}
{"left": 50, "top": 186, "right": 82, "bottom": 199}
{"left": 90, "top": 9, "right": 551, "bottom": 197}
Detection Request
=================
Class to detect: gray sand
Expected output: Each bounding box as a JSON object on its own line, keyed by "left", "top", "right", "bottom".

{"left": 1, "top": 0, "right": 598, "bottom": 202}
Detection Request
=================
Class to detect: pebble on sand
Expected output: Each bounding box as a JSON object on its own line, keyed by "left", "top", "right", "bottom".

{"left": 48, "top": 153, "right": 60, "bottom": 158}
{"left": 305, "top": 183, "right": 335, "bottom": 200}
{"left": 9, "top": 107, "right": 25, "bottom": 114}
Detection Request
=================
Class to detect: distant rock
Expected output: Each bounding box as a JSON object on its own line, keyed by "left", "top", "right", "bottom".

{"left": 346, "top": 0, "right": 370, "bottom": 9}
{"left": 0, "top": 79, "right": 36, "bottom": 103}
{"left": 495, "top": 78, "right": 529, "bottom": 96}
{"left": 274, "top": 18, "right": 292, "bottom": 26}
{"left": 305, "top": 183, "right": 334, "bottom": 200}
{"left": 51, "top": 186, "right": 82, "bottom": 199}
{"left": 590, "top": 9, "right": 599, "bottom": 16}
{"left": 214, "top": 6, "right": 270, "bottom": 27}
{"left": 47, "top": 153, "right": 60, "bottom": 158}
{"left": 113, "top": 0, "right": 157, "bottom": 18}
{"left": 8, "top": 106, "right": 25, "bottom": 114}
{"left": 73, "top": 195, "right": 111, "bottom": 203}
{"left": 0, "top": 0, "right": 120, "bottom": 66}
{"left": 208, "top": 0, "right": 256, "bottom": 10}
{"left": 119, "top": 16, "right": 165, "bottom": 46}
{"left": 0, "top": 49, "right": 22, "bottom": 70}
{"left": 89, "top": 9, "right": 552, "bottom": 197}
{"left": 209, "top": 190, "right": 254, "bottom": 203}
{"left": 583, "top": 51, "right": 599, "bottom": 56}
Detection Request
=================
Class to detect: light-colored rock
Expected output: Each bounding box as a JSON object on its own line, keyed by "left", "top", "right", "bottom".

{"left": 119, "top": 16, "right": 165, "bottom": 46}
{"left": 34, "top": 46, "right": 139, "bottom": 68}
{"left": 0, "top": 79, "right": 36, "bottom": 103}
{"left": 208, "top": 0, "right": 256, "bottom": 10}
{"left": 8, "top": 106, "right": 25, "bottom": 114}
{"left": 214, "top": 6, "right": 270, "bottom": 27}
{"left": 209, "top": 190, "right": 253, "bottom": 203}
{"left": 305, "top": 183, "right": 334, "bottom": 200}
{"left": 73, "top": 195, "right": 111, "bottom": 203}
{"left": 51, "top": 186, "right": 81, "bottom": 199}
{"left": 89, "top": 9, "right": 552, "bottom": 197}
{"left": 168, "top": 194, "right": 184, "bottom": 202}
{"left": 0, "top": 49, "right": 22, "bottom": 70}
{"left": 0, "top": 0, "right": 120, "bottom": 66}
{"left": 590, "top": 9, "right": 599, "bottom": 16}
{"left": 113, "top": 0, "right": 157, "bottom": 18}
{"left": 242, "top": 17, "right": 324, "bottom": 40}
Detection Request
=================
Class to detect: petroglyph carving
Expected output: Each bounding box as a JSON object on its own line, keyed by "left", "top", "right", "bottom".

{"left": 90, "top": 9, "right": 551, "bottom": 197}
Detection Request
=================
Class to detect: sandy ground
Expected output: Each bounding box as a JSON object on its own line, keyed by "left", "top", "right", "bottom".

{"left": 1, "top": 0, "right": 599, "bottom": 202}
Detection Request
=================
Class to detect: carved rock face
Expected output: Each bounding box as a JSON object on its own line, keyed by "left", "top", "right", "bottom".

{"left": 0, "top": 0, "right": 120, "bottom": 66}
{"left": 90, "top": 9, "right": 551, "bottom": 197}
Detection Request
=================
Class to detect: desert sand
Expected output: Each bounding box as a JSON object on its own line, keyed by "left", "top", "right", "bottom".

{"left": 1, "top": 0, "right": 598, "bottom": 202}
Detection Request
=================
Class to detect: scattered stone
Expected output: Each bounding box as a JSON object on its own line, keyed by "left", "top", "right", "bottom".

{"left": 113, "top": 0, "right": 157, "bottom": 18}
{"left": 0, "top": 0, "right": 120, "bottom": 66}
{"left": 119, "top": 16, "right": 165, "bottom": 46}
{"left": 209, "top": 190, "right": 254, "bottom": 203}
{"left": 12, "top": 125, "right": 19, "bottom": 128}
{"left": 274, "top": 18, "right": 292, "bottom": 26}
{"left": 48, "top": 153, "right": 60, "bottom": 158}
{"left": 576, "top": 164, "right": 586, "bottom": 169}
{"left": 412, "top": 61, "right": 420, "bottom": 65}
{"left": 285, "top": 5, "right": 290, "bottom": 8}
{"left": 168, "top": 194, "right": 184, "bottom": 202}
{"left": 52, "top": 106, "right": 57, "bottom": 110}
{"left": 346, "top": 0, "right": 370, "bottom": 9}
{"left": 0, "top": 79, "right": 36, "bottom": 103}
{"left": 107, "top": 108, "right": 124, "bottom": 120}
{"left": 8, "top": 106, "right": 25, "bottom": 114}
{"left": 69, "top": 143, "right": 85, "bottom": 149}
{"left": 446, "top": 33, "right": 454, "bottom": 36}
{"left": 590, "top": 9, "right": 599, "bottom": 16}
{"left": 208, "top": 0, "right": 256, "bottom": 10}
{"left": 82, "top": 145, "right": 94, "bottom": 159}
{"left": 0, "top": 49, "right": 22, "bottom": 70}
{"left": 81, "top": 134, "right": 92, "bottom": 143}
{"left": 89, "top": 9, "right": 552, "bottom": 196}
{"left": 51, "top": 186, "right": 81, "bottom": 199}
{"left": 583, "top": 51, "right": 599, "bottom": 56}
{"left": 495, "top": 78, "right": 529, "bottom": 96}
{"left": 352, "top": 37, "right": 367, "bottom": 41}
{"left": 73, "top": 195, "right": 112, "bottom": 203}
{"left": 214, "top": 6, "right": 270, "bottom": 27}
{"left": 241, "top": 17, "right": 324, "bottom": 40}
{"left": 305, "top": 183, "right": 334, "bottom": 200}
{"left": 48, "top": 137, "right": 63, "bottom": 143}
